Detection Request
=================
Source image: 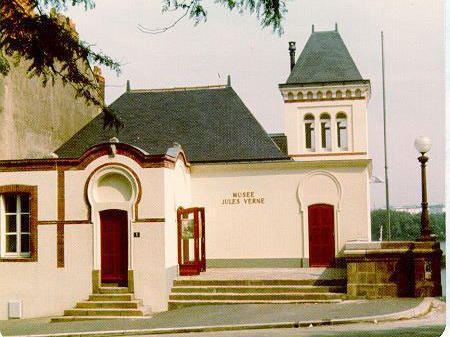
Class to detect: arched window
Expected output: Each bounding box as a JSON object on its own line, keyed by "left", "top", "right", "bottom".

{"left": 345, "top": 90, "right": 352, "bottom": 98}
{"left": 317, "top": 91, "right": 323, "bottom": 99}
{"left": 336, "top": 90, "right": 342, "bottom": 98}
{"left": 307, "top": 91, "right": 313, "bottom": 99}
{"left": 287, "top": 92, "right": 294, "bottom": 100}
{"left": 320, "top": 113, "right": 331, "bottom": 150}
{"left": 355, "top": 89, "right": 362, "bottom": 97}
{"left": 336, "top": 112, "right": 348, "bottom": 150}
{"left": 297, "top": 92, "right": 303, "bottom": 100}
{"left": 326, "top": 91, "right": 333, "bottom": 99}
{"left": 304, "top": 114, "right": 315, "bottom": 150}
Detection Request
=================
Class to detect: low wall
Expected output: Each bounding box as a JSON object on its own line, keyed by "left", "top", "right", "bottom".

{"left": 344, "top": 241, "right": 442, "bottom": 298}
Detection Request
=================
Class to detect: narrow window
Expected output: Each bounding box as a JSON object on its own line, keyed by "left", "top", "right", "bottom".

{"left": 307, "top": 91, "right": 313, "bottom": 99}
{"left": 326, "top": 90, "right": 333, "bottom": 99}
{"left": 297, "top": 92, "right": 303, "bottom": 100}
{"left": 320, "top": 113, "right": 331, "bottom": 150}
{"left": 1, "top": 193, "right": 30, "bottom": 257}
{"left": 336, "top": 112, "right": 348, "bottom": 150}
{"left": 336, "top": 90, "right": 342, "bottom": 98}
{"left": 304, "top": 114, "right": 315, "bottom": 150}
{"left": 346, "top": 90, "right": 352, "bottom": 98}
{"left": 317, "top": 91, "right": 323, "bottom": 99}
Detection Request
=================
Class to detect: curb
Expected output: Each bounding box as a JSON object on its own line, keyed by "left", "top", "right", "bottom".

{"left": 6, "top": 298, "right": 435, "bottom": 337}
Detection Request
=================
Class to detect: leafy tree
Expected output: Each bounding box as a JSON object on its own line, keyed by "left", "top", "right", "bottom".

{"left": 0, "top": 0, "right": 287, "bottom": 129}
{"left": 371, "top": 209, "right": 445, "bottom": 242}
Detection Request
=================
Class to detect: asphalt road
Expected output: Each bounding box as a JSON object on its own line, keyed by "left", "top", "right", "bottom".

{"left": 132, "top": 302, "right": 446, "bottom": 337}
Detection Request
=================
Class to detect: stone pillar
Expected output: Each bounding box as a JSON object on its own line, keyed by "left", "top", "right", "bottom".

{"left": 412, "top": 241, "right": 442, "bottom": 297}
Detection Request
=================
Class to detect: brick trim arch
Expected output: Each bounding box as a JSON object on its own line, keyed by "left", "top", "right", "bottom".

{"left": 0, "top": 185, "right": 38, "bottom": 262}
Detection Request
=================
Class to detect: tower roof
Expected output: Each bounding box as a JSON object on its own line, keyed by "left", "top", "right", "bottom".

{"left": 286, "top": 29, "right": 363, "bottom": 84}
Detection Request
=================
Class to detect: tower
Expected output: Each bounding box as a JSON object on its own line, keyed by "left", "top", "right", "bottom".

{"left": 279, "top": 25, "right": 371, "bottom": 161}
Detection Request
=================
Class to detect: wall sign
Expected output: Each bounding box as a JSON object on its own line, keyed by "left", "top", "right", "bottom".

{"left": 221, "top": 191, "right": 264, "bottom": 205}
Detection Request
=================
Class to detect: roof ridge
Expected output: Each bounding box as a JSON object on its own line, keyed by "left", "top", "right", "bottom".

{"left": 130, "top": 84, "right": 228, "bottom": 93}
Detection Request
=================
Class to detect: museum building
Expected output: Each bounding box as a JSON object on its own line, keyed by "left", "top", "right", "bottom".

{"left": 0, "top": 27, "right": 372, "bottom": 319}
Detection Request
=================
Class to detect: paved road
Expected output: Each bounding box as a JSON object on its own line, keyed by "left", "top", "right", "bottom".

{"left": 128, "top": 301, "right": 446, "bottom": 337}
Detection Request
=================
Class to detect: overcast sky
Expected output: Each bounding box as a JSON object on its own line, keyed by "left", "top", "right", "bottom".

{"left": 66, "top": 0, "right": 445, "bottom": 209}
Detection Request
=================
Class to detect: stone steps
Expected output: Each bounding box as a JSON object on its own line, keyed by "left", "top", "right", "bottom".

{"left": 168, "top": 299, "right": 343, "bottom": 310}
{"left": 64, "top": 308, "right": 149, "bottom": 317}
{"left": 173, "top": 279, "right": 347, "bottom": 286}
{"left": 76, "top": 300, "right": 142, "bottom": 309}
{"left": 169, "top": 277, "right": 347, "bottom": 310}
{"left": 89, "top": 293, "right": 135, "bottom": 301}
{"left": 169, "top": 292, "right": 345, "bottom": 301}
{"left": 51, "top": 286, "right": 150, "bottom": 322}
{"left": 171, "top": 285, "right": 346, "bottom": 294}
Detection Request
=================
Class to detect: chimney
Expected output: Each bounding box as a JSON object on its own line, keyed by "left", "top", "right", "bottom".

{"left": 335, "top": 22, "right": 338, "bottom": 32}
{"left": 93, "top": 66, "right": 105, "bottom": 104}
{"left": 126, "top": 80, "right": 131, "bottom": 92}
{"left": 288, "top": 41, "right": 296, "bottom": 71}
{"left": 226, "top": 75, "right": 231, "bottom": 87}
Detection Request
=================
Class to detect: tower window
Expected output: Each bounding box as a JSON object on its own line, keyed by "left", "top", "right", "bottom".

{"left": 336, "top": 112, "right": 348, "bottom": 150}
{"left": 346, "top": 90, "right": 352, "bottom": 98}
{"left": 336, "top": 90, "right": 342, "bottom": 98}
{"left": 287, "top": 92, "right": 294, "bottom": 100}
{"left": 307, "top": 91, "right": 313, "bottom": 99}
{"left": 326, "top": 91, "right": 333, "bottom": 99}
{"left": 355, "top": 89, "right": 362, "bottom": 97}
{"left": 317, "top": 91, "right": 323, "bottom": 99}
{"left": 297, "top": 92, "right": 303, "bottom": 100}
{"left": 320, "top": 113, "right": 331, "bottom": 151}
{"left": 304, "top": 114, "right": 315, "bottom": 150}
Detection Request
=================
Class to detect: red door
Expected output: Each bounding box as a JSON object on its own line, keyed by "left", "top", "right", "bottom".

{"left": 100, "top": 209, "right": 128, "bottom": 285}
{"left": 308, "top": 204, "right": 335, "bottom": 267}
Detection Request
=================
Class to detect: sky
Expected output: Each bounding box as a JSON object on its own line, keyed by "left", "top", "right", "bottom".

{"left": 66, "top": 0, "right": 445, "bottom": 209}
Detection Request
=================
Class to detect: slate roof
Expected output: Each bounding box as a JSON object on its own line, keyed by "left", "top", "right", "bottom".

{"left": 286, "top": 30, "right": 363, "bottom": 84}
{"left": 55, "top": 86, "right": 289, "bottom": 163}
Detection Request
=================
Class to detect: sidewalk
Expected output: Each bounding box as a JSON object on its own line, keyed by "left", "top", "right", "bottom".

{"left": 0, "top": 298, "right": 441, "bottom": 337}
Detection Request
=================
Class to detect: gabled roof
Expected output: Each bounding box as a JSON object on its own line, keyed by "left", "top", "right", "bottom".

{"left": 55, "top": 86, "right": 288, "bottom": 163}
{"left": 286, "top": 30, "right": 363, "bottom": 84}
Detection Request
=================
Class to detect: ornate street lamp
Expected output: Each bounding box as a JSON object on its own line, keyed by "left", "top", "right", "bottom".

{"left": 414, "top": 136, "right": 434, "bottom": 241}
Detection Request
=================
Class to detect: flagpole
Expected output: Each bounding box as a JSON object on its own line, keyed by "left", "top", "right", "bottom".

{"left": 381, "top": 31, "right": 391, "bottom": 241}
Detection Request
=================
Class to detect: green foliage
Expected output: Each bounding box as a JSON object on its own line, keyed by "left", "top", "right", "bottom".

{"left": 161, "top": 0, "right": 287, "bottom": 34}
{"left": 371, "top": 209, "right": 445, "bottom": 242}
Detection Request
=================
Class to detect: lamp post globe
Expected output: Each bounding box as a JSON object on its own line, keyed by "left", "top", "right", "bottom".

{"left": 414, "top": 136, "right": 432, "bottom": 154}
{"left": 415, "top": 137, "right": 434, "bottom": 241}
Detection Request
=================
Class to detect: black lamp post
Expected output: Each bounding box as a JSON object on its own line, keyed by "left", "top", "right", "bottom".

{"left": 414, "top": 136, "right": 434, "bottom": 242}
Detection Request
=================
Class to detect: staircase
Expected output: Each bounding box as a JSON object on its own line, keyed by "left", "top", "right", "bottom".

{"left": 168, "top": 273, "right": 347, "bottom": 310}
{"left": 51, "top": 284, "right": 151, "bottom": 322}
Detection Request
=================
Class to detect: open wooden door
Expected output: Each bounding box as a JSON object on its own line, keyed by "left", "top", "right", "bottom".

{"left": 177, "top": 207, "right": 206, "bottom": 276}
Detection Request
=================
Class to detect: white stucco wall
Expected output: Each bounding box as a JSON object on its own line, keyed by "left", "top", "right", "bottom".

{"left": 164, "top": 159, "right": 191, "bottom": 268}
{"left": 0, "top": 224, "right": 92, "bottom": 320}
{"left": 191, "top": 161, "right": 370, "bottom": 261}
{"left": 0, "top": 170, "right": 57, "bottom": 221}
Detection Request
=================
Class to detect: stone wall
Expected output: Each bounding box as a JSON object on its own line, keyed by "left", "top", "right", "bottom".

{"left": 345, "top": 241, "right": 442, "bottom": 298}
{"left": 0, "top": 58, "right": 100, "bottom": 160}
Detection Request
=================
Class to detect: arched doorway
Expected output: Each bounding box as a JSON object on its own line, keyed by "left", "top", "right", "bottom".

{"left": 308, "top": 204, "right": 335, "bottom": 267}
{"left": 86, "top": 164, "right": 140, "bottom": 288}
{"left": 100, "top": 209, "right": 128, "bottom": 285}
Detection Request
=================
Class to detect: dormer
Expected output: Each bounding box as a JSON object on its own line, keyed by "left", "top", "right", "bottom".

{"left": 279, "top": 25, "right": 371, "bottom": 161}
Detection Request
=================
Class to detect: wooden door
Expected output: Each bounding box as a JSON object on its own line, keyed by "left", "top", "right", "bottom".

{"left": 177, "top": 207, "right": 206, "bottom": 276}
{"left": 308, "top": 204, "right": 335, "bottom": 267}
{"left": 100, "top": 209, "right": 128, "bottom": 285}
